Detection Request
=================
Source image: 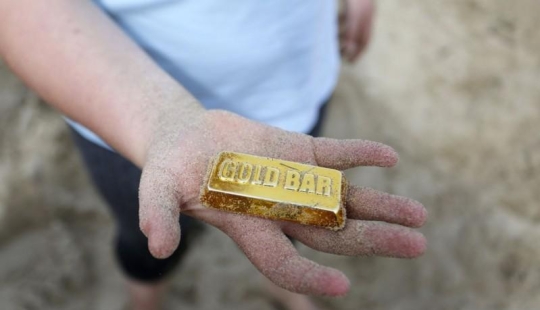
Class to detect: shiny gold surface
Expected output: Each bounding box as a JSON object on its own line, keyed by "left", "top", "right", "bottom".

{"left": 200, "top": 152, "right": 347, "bottom": 230}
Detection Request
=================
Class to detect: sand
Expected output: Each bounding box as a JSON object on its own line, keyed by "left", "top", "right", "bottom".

{"left": 1, "top": 0, "right": 540, "bottom": 309}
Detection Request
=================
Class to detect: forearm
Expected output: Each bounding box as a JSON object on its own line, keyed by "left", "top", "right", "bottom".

{"left": 0, "top": 0, "right": 203, "bottom": 167}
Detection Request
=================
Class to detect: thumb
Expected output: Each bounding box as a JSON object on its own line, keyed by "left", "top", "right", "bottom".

{"left": 139, "top": 165, "right": 182, "bottom": 259}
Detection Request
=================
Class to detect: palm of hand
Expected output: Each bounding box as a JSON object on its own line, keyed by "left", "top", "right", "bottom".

{"left": 139, "top": 110, "right": 426, "bottom": 296}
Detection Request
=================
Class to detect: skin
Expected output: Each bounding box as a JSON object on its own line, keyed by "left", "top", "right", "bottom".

{"left": 341, "top": 0, "right": 375, "bottom": 61}
{"left": 0, "top": 0, "right": 426, "bottom": 301}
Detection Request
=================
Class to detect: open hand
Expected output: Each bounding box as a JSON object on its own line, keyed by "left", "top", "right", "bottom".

{"left": 139, "top": 110, "right": 426, "bottom": 296}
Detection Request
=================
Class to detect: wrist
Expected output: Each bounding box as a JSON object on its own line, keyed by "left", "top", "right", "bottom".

{"left": 135, "top": 95, "right": 206, "bottom": 168}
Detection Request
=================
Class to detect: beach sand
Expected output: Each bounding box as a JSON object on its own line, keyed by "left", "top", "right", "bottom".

{"left": 1, "top": 0, "right": 540, "bottom": 309}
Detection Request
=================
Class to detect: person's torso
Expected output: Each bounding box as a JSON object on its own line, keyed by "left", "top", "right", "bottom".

{"left": 72, "top": 0, "right": 340, "bottom": 149}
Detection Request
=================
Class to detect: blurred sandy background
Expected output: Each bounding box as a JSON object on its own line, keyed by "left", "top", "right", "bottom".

{"left": 1, "top": 0, "right": 539, "bottom": 309}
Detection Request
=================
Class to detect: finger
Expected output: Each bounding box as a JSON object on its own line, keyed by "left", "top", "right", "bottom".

{"left": 347, "top": 23, "right": 371, "bottom": 62}
{"left": 343, "top": 2, "right": 360, "bottom": 62}
{"left": 347, "top": 33, "right": 366, "bottom": 62}
{"left": 346, "top": 186, "right": 427, "bottom": 227}
{"left": 139, "top": 166, "right": 182, "bottom": 259}
{"left": 350, "top": 0, "right": 375, "bottom": 61}
{"left": 344, "top": 40, "right": 358, "bottom": 62}
{"left": 283, "top": 220, "right": 426, "bottom": 258}
{"left": 357, "top": 11, "right": 373, "bottom": 56}
{"left": 206, "top": 212, "right": 351, "bottom": 296}
{"left": 312, "top": 137, "right": 398, "bottom": 170}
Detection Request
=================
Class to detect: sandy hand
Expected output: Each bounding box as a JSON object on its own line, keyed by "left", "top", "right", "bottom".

{"left": 138, "top": 110, "right": 427, "bottom": 296}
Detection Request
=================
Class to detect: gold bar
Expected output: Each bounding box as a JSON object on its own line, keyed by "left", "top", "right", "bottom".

{"left": 200, "top": 152, "right": 347, "bottom": 230}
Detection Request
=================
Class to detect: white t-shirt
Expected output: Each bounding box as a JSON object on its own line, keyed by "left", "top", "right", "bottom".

{"left": 70, "top": 0, "right": 340, "bottom": 149}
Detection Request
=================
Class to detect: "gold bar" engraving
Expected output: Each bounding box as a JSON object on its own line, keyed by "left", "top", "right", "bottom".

{"left": 200, "top": 152, "right": 347, "bottom": 230}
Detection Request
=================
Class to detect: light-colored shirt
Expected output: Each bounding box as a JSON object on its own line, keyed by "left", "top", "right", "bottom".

{"left": 71, "top": 0, "right": 340, "bottom": 149}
